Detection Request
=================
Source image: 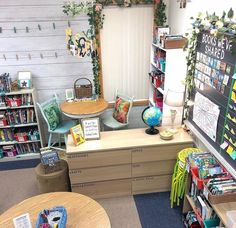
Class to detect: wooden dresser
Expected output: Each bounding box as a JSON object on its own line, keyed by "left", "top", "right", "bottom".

{"left": 66, "top": 127, "right": 193, "bottom": 198}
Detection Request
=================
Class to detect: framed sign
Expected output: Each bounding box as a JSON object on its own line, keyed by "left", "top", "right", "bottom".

{"left": 17, "top": 71, "right": 32, "bottom": 89}
{"left": 65, "top": 89, "right": 74, "bottom": 101}
{"left": 81, "top": 118, "right": 100, "bottom": 140}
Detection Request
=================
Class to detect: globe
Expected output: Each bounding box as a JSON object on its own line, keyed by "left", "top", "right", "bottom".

{"left": 142, "top": 106, "right": 162, "bottom": 135}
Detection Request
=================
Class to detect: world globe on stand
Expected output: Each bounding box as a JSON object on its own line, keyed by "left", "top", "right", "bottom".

{"left": 142, "top": 106, "right": 162, "bottom": 135}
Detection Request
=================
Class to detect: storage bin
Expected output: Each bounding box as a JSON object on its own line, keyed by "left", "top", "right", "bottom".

{"left": 227, "top": 210, "right": 236, "bottom": 228}
{"left": 203, "top": 218, "right": 220, "bottom": 228}
{"left": 4, "top": 149, "right": 17, "bottom": 157}
{"left": 35, "top": 206, "right": 67, "bottom": 228}
{"left": 191, "top": 167, "right": 208, "bottom": 189}
{"left": 15, "top": 133, "right": 28, "bottom": 142}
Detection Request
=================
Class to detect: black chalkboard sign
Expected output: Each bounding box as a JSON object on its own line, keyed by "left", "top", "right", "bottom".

{"left": 188, "top": 31, "right": 236, "bottom": 169}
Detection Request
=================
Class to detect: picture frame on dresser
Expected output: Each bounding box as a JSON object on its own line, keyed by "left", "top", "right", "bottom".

{"left": 81, "top": 118, "right": 100, "bottom": 140}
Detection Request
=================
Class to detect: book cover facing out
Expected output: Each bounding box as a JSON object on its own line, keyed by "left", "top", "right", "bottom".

{"left": 70, "top": 124, "right": 85, "bottom": 146}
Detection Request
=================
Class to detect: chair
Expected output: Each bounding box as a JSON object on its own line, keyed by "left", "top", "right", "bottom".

{"left": 102, "top": 90, "right": 134, "bottom": 130}
{"left": 37, "top": 94, "right": 76, "bottom": 151}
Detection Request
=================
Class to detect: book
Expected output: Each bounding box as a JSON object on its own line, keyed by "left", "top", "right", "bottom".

{"left": 70, "top": 124, "right": 85, "bottom": 146}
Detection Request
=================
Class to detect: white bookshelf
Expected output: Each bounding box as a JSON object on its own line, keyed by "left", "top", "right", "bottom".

{"left": 0, "top": 88, "right": 43, "bottom": 162}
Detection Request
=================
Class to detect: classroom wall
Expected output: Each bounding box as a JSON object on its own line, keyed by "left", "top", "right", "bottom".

{"left": 168, "top": 0, "right": 236, "bottom": 35}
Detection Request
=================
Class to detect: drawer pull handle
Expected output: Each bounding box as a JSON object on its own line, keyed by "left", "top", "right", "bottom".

{"left": 132, "top": 148, "right": 143, "bottom": 153}
{"left": 133, "top": 164, "right": 140, "bottom": 168}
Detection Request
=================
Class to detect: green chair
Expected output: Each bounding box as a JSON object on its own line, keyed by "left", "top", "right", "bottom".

{"left": 102, "top": 90, "right": 134, "bottom": 130}
{"left": 37, "top": 95, "right": 76, "bottom": 151}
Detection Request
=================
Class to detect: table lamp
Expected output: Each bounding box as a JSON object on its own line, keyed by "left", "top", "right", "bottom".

{"left": 164, "top": 89, "right": 184, "bottom": 133}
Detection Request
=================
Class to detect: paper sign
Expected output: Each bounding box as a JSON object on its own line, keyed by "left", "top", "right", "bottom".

{"left": 226, "top": 145, "right": 234, "bottom": 154}
{"left": 232, "top": 73, "right": 236, "bottom": 79}
{"left": 13, "top": 213, "right": 32, "bottom": 228}
{"left": 220, "top": 141, "right": 228, "bottom": 149}
{"left": 231, "top": 128, "right": 235, "bottom": 135}
{"left": 233, "top": 81, "right": 236, "bottom": 90}
{"left": 81, "top": 118, "right": 100, "bottom": 140}
{"left": 224, "top": 133, "right": 229, "bottom": 140}
{"left": 231, "top": 91, "right": 236, "bottom": 102}
{"left": 225, "top": 124, "right": 230, "bottom": 130}
{"left": 230, "top": 151, "right": 236, "bottom": 160}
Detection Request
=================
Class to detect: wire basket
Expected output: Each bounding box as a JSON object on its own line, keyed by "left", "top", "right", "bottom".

{"left": 74, "top": 78, "right": 93, "bottom": 99}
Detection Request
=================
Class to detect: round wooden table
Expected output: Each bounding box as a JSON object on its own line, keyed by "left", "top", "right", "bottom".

{"left": 0, "top": 192, "right": 111, "bottom": 228}
{"left": 60, "top": 98, "right": 108, "bottom": 119}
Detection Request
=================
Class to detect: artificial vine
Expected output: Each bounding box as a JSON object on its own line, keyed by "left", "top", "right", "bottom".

{"left": 184, "top": 8, "right": 236, "bottom": 118}
{"left": 63, "top": 0, "right": 166, "bottom": 96}
{"left": 154, "top": 0, "right": 167, "bottom": 26}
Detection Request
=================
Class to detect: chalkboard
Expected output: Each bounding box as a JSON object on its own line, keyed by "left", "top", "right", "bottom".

{"left": 188, "top": 31, "right": 236, "bottom": 169}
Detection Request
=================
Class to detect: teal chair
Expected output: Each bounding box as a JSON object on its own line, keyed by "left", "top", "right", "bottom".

{"left": 37, "top": 95, "right": 76, "bottom": 151}
{"left": 102, "top": 90, "right": 134, "bottom": 130}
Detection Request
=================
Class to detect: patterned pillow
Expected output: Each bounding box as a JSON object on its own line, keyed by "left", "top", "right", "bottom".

{"left": 113, "top": 96, "right": 131, "bottom": 123}
{"left": 42, "top": 101, "right": 60, "bottom": 130}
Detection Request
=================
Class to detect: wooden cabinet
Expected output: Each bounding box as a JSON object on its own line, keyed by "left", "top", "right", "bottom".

{"left": 66, "top": 127, "right": 193, "bottom": 198}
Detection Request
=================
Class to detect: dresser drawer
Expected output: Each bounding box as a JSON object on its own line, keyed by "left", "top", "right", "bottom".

{"left": 132, "top": 143, "right": 193, "bottom": 163}
{"left": 132, "top": 175, "right": 172, "bottom": 194}
{"left": 69, "top": 164, "right": 131, "bottom": 184}
{"left": 71, "top": 179, "right": 131, "bottom": 199}
{"left": 132, "top": 160, "right": 175, "bottom": 177}
{"left": 67, "top": 149, "right": 131, "bottom": 169}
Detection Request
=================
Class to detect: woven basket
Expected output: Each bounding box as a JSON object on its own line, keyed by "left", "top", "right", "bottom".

{"left": 74, "top": 78, "right": 93, "bottom": 99}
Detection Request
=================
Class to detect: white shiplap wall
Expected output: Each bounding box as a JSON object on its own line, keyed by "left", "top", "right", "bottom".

{"left": 0, "top": 0, "right": 92, "bottom": 143}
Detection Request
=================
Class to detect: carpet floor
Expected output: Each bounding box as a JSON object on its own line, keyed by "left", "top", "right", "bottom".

{"left": 0, "top": 168, "right": 184, "bottom": 228}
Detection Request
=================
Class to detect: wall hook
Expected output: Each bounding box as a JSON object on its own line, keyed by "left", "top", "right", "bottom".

{"left": 16, "top": 54, "right": 19, "bottom": 60}
{"left": 53, "top": 23, "right": 56, "bottom": 29}
{"left": 26, "top": 26, "right": 29, "bottom": 33}
{"left": 0, "top": 27, "right": 2, "bottom": 33}
{"left": 40, "top": 53, "right": 43, "bottom": 59}
{"left": 28, "top": 53, "right": 31, "bottom": 60}
{"left": 13, "top": 27, "right": 17, "bottom": 33}
{"left": 3, "top": 54, "right": 6, "bottom": 60}
{"left": 55, "top": 52, "right": 58, "bottom": 58}
{"left": 38, "top": 24, "right": 41, "bottom": 31}
{"left": 68, "top": 21, "right": 71, "bottom": 27}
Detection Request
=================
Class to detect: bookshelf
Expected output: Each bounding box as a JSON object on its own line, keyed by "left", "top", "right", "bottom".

{"left": 0, "top": 88, "right": 43, "bottom": 161}
{"left": 149, "top": 42, "right": 186, "bottom": 126}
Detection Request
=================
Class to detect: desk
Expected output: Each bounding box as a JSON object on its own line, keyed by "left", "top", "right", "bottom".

{"left": 0, "top": 192, "right": 111, "bottom": 228}
{"left": 60, "top": 98, "right": 108, "bottom": 119}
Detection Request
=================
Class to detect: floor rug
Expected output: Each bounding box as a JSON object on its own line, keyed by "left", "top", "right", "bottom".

{"left": 134, "top": 191, "right": 184, "bottom": 228}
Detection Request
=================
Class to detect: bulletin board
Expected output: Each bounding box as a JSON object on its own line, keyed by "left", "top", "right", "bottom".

{"left": 188, "top": 31, "right": 236, "bottom": 169}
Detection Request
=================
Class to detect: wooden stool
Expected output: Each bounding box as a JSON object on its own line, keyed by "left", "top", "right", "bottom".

{"left": 35, "top": 159, "right": 71, "bottom": 193}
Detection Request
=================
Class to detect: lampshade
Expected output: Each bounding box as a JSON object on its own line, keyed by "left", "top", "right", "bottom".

{"left": 164, "top": 89, "right": 184, "bottom": 107}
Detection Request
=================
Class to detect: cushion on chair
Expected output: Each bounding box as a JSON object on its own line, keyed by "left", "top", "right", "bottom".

{"left": 42, "top": 101, "right": 61, "bottom": 130}
{"left": 113, "top": 96, "right": 130, "bottom": 123}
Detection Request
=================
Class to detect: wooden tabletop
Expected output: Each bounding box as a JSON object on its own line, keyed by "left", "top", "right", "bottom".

{"left": 212, "top": 201, "right": 236, "bottom": 227}
{"left": 60, "top": 98, "right": 108, "bottom": 119}
{"left": 66, "top": 127, "right": 193, "bottom": 154}
{"left": 0, "top": 192, "right": 111, "bottom": 228}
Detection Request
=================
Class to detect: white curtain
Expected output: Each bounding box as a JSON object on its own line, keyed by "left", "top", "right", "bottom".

{"left": 100, "top": 6, "right": 154, "bottom": 102}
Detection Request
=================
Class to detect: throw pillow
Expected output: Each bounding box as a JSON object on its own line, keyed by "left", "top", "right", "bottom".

{"left": 43, "top": 101, "right": 60, "bottom": 130}
{"left": 113, "top": 96, "right": 130, "bottom": 123}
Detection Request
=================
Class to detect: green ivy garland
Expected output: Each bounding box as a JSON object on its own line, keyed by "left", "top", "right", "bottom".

{"left": 63, "top": 0, "right": 166, "bottom": 96}
{"left": 184, "top": 8, "right": 236, "bottom": 118}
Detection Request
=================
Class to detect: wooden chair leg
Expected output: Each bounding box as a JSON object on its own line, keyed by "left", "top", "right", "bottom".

{"left": 48, "top": 133, "right": 52, "bottom": 147}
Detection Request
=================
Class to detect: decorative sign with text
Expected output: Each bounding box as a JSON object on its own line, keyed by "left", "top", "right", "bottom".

{"left": 81, "top": 118, "right": 100, "bottom": 140}
{"left": 189, "top": 31, "right": 236, "bottom": 166}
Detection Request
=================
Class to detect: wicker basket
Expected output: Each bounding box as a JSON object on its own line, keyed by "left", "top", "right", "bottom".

{"left": 74, "top": 78, "right": 93, "bottom": 99}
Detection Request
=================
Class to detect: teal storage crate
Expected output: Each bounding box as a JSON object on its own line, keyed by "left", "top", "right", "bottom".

{"left": 203, "top": 218, "right": 220, "bottom": 228}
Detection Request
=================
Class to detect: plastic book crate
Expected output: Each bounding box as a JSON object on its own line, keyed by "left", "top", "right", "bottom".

{"left": 203, "top": 218, "right": 220, "bottom": 228}
{"left": 191, "top": 167, "right": 208, "bottom": 189}
{"left": 35, "top": 206, "right": 67, "bottom": 228}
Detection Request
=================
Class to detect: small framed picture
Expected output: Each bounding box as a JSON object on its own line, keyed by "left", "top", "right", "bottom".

{"left": 65, "top": 89, "right": 74, "bottom": 101}
{"left": 81, "top": 118, "right": 100, "bottom": 140}
{"left": 13, "top": 213, "right": 32, "bottom": 228}
{"left": 17, "top": 71, "right": 32, "bottom": 89}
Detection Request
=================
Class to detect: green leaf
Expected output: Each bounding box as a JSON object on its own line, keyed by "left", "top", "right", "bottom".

{"left": 227, "top": 8, "right": 234, "bottom": 19}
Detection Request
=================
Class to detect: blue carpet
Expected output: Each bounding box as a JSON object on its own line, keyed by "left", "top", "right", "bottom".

{"left": 134, "top": 192, "right": 184, "bottom": 228}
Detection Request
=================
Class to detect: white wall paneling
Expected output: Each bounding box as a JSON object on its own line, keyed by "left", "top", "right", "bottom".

{"left": 0, "top": 0, "right": 92, "bottom": 142}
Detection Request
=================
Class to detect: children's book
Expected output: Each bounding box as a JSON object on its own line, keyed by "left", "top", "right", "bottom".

{"left": 70, "top": 124, "right": 85, "bottom": 146}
